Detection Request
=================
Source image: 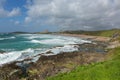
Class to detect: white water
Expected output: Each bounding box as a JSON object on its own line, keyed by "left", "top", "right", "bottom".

{"left": 0, "top": 36, "right": 15, "bottom": 40}
{"left": 29, "top": 35, "right": 91, "bottom": 45}
{"left": 0, "top": 52, "right": 22, "bottom": 65}
{"left": 0, "top": 34, "right": 91, "bottom": 65}
{"left": 44, "top": 45, "right": 79, "bottom": 54}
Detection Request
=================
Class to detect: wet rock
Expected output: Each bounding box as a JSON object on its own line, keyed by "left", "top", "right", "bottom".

{"left": 0, "top": 50, "right": 6, "bottom": 54}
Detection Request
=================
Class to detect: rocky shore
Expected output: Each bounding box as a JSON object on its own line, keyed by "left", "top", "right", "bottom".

{"left": 0, "top": 40, "right": 109, "bottom": 80}
{"left": 27, "top": 43, "right": 107, "bottom": 80}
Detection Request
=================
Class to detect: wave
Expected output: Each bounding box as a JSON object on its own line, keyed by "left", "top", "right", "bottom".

{"left": 16, "top": 44, "right": 80, "bottom": 62}
{"left": 30, "top": 39, "right": 76, "bottom": 45}
{"left": 0, "top": 44, "right": 79, "bottom": 65}
{"left": 30, "top": 38, "right": 91, "bottom": 45}
{"left": 0, "top": 51, "right": 22, "bottom": 65}
{"left": 21, "top": 34, "right": 91, "bottom": 45}
{"left": 0, "top": 36, "right": 15, "bottom": 40}
{"left": 43, "top": 44, "right": 79, "bottom": 55}
{"left": 0, "top": 34, "right": 92, "bottom": 65}
{"left": 16, "top": 48, "right": 45, "bottom": 61}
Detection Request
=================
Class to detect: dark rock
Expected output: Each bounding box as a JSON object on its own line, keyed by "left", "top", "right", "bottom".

{"left": 0, "top": 41, "right": 107, "bottom": 80}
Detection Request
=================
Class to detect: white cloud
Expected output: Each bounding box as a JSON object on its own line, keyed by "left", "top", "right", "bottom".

{"left": 25, "top": 17, "right": 32, "bottom": 23}
{"left": 25, "top": 0, "right": 120, "bottom": 30}
{"left": 15, "top": 21, "right": 20, "bottom": 25}
{"left": 8, "top": 8, "right": 21, "bottom": 17}
{"left": 0, "top": 8, "right": 7, "bottom": 17}
{"left": 0, "top": 0, "right": 21, "bottom": 17}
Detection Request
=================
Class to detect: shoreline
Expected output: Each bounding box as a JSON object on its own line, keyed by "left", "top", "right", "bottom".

{"left": 2, "top": 33, "right": 119, "bottom": 80}
{"left": 0, "top": 34, "right": 108, "bottom": 80}
{"left": 58, "top": 33, "right": 110, "bottom": 42}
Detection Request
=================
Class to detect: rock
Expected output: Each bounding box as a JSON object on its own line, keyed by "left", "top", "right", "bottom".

{"left": 9, "top": 69, "right": 19, "bottom": 76}
{"left": 0, "top": 41, "right": 107, "bottom": 80}
{"left": 78, "top": 43, "right": 107, "bottom": 53}
{"left": 0, "top": 50, "right": 6, "bottom": 54}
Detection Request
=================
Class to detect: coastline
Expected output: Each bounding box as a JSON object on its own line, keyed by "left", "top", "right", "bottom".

{"left": 58, "top": 33, "right": 110, "bottom": 42}
{"left": 0, "top": 34, "right": 110, "bottom": 80}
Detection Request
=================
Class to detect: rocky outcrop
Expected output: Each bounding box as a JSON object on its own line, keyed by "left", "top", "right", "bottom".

{"left": 0, "top": 42, "right": 108, "bottom": 80}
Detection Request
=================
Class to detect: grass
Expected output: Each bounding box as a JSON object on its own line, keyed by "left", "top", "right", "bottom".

{"left": 62, "top": 29, "right": 120, "bottom": 42}
{"left": 62, "top": 29, "right": 120, "bottom": 37}
{"left": 47, "top": 47, "right": 120, "bottom": 80}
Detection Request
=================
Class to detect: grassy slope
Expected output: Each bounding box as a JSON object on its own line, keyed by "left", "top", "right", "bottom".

{"left": 47, "top": 47, "right": 120, "bottom": 80}
{"left": 62, "top": 29, "right": 120, "bottom": 37}
{"left": 47, "top": 29, "right": 120, "bottom": 80}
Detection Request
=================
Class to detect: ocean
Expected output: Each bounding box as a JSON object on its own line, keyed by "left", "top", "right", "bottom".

{"left": 0, "top": 33, "right": 91, "bottom": 65}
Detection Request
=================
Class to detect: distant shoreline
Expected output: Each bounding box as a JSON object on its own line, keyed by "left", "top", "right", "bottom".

{"left": 0, "top": 32, "right": 119, "bottom": 80}
{"left": 57, "top": 33, "right": 110, "bottom": 42}
{"left": 0, "top": 34, "right": 108, "bottom": 79}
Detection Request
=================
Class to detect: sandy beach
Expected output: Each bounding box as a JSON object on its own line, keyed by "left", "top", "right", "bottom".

{"left": 59, "top": 33, "right": 110, "bottom": 42}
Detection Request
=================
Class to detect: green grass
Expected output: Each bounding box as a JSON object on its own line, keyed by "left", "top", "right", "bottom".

{"left": 62, "top": 29, "right": 120, "bottom": 37}
{"left": 47, "top": 47, "right": 120, "bottom": 80}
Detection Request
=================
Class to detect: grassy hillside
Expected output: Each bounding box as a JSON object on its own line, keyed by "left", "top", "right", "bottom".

{"left": 62, "top": 29, "right": 120, "bottom": 37}
{"left": 47, "top": 47, "right": 120, "bottom": 80}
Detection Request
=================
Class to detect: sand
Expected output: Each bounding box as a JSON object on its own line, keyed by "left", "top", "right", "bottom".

{"left": 59, "top": 33, "right": 110, "bottom": 42}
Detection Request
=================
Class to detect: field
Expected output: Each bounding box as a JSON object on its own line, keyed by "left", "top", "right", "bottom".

{"left": 47, "top": 47, "right": 120, "bottom": 80}
{"left": 61, "top": 29, "right": 120, "bottom": 37}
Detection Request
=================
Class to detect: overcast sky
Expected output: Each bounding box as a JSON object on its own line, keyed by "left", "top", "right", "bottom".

{"left": 0, "top": 0, "right": 120, "bottom": 32}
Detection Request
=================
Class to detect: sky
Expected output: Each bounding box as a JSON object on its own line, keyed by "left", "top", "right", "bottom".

{"left": 0, "top": 0, "right": 120, "bottom": 32}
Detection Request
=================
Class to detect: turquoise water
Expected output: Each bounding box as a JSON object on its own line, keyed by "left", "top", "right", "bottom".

{"left": 0, "top": 33, "right": 53, "bottom": 51}
{"left": 0, "top": 33, "right": 91, "bottom": 65}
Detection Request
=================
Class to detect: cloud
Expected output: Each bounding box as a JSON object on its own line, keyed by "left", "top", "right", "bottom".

{"left": 25, "top": 17, "right": 32, "bottom": 23}
{"left": 0, "top": 0, "right": 6, "bottom": 7}
{"left": 25, "top": 0, "right": 120, "bottom": 30}
{"left": 14, "top": 21, "right": 20, "bottom": 25}
{"left": 8, "top": 8, "right": 21, "bottom": 17}
{"left": 0, "top": 0, "right": 21, "bottom": 17}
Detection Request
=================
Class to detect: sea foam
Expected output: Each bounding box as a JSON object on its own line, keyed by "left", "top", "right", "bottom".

{"left": 0, "top": 36, "right": 15, "bottom": 40}
{"left": 0, "top": 51, "right": 22, "bottom": 65}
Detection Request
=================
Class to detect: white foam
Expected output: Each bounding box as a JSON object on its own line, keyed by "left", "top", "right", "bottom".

{"left": 0, "top": 51, "right": 22, "bottom": 65}
{"left": 31, "top": 40, "right": 41, "bottom": 43}
{"left": 40, "top": 39, "right": 77, "bottom": 45}
{"left": 44, "top": 45, "right": 79, "bottom": 55}
{"left": 0, "top": 36, "right": 15, "bottom": 40}
{"left": 1, "top": 49, "right": 15, "bottom": 52}
{"left": 16, "top": 48, "right": 45, "bottom": 61}
{"left": 31, "top": 38, "right": 91, "bottom": 45}
{"left": 0, "top": 38, "right": 4, "bottom": 40}
{"left": 21, "top": 48, "right": 34, "bottom": 53}
{"left": 21, "top": 34, "right": 91, "bottom": 45}
{"left": 0, "top": 34, "right": 92, "bottom": 65}
{"left": 27, "top": 34, "right": 91, "bottom": 45}
{"left": 31, "top": 39, "right": 77, "bottom": 45}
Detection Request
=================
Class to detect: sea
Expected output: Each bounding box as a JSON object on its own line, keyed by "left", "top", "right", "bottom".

{"left": 0, "top": 33, "right": 91, "bottom": 65}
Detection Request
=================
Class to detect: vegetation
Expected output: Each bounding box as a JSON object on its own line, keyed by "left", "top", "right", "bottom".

{"left": 62, "top": 29, "right": 120, "bottom": 37}
{"left": 47, "top": 47, "right": 120, "bottom": 80}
